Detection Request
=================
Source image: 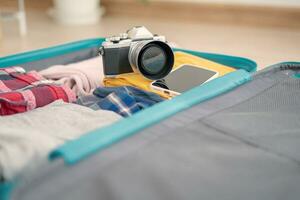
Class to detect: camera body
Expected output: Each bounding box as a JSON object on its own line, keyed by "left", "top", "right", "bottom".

{"left": 99, "top": 26, "right": 174, "bottom": 80}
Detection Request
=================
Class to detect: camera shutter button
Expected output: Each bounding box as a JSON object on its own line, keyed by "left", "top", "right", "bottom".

{"left": 120, "top": 33, "right": 128, "bottom": 39}
{"left": 111, "top": 36, "right": 121, "bottom": 42}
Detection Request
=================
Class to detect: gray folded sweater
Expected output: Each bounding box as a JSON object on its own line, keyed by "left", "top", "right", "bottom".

{"left": 0, "top": 100, "right": 121, "bottom": 181}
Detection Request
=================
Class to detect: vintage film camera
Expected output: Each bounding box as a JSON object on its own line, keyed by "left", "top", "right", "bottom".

{"left": 99, "top": 26, "right": 174, "bottom": 80}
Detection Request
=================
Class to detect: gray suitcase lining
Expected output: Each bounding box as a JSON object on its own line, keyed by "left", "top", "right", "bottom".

{"left": 19, "top": 47, "right": 99, "bottom": 71}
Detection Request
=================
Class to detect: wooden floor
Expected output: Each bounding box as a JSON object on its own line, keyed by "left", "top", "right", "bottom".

{"left": 0, "top": 11, "right": 300, "bottom": 70}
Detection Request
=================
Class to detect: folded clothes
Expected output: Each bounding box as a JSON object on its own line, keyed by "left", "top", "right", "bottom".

{"left": 0, "top": 66, "right": 76, "bottom": 116}
{"left": 39, "top": 56, "right": 104, "bottom": 97}
{"left": 77, "top": 86, "right": 164, "bottom": 117}
{"left": 0, "top": 84, "right": 75, "bottom": 116}
{"left": 103, "top": 51, "right": 236, "bottom": 99}
{"left": 0, "top": 66, "right": 44, "bottom": 92}
{"left": 0, "top": 100, "right": 121, "bottom": 181}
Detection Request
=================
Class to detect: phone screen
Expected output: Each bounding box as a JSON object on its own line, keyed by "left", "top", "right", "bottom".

{"left": 153, "top": 65, "right": 218, "bottom": 93}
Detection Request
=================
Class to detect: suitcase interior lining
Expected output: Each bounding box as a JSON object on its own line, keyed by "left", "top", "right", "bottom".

{"left": 19, "top": 47, "right": 99, "bottom": 71}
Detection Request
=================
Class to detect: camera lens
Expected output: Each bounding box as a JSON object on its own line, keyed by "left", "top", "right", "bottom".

{"left": 140, "top": 45, "right": 166, "bottom": 75}
{"left": 129, "top": 40, "right": 174, "bottom": 80}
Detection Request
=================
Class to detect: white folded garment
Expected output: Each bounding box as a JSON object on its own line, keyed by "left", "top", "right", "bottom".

{"left": 0, "top": 100, "right": 121, "bottom": 180}
{"left": 39, "top": 56, "right": 104, "bottom": 97}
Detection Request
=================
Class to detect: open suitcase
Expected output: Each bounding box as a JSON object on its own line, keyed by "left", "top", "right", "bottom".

{"left": 1, "top": 38, "right": 299, "bottom": 200}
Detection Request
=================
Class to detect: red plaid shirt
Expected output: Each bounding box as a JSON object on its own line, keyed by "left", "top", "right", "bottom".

{"left": 0, "top": 66, "right": 76, "bottom": 116}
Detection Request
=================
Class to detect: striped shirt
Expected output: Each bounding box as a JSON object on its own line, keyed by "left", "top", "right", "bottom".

{"left": 0, "top": 66, "right": 75, "bottom": 116}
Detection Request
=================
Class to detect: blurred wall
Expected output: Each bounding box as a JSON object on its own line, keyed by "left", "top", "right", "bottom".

{"left": 102, "top": 0, "right": 300, "bottom": 28}
{"left": 150, "top": 0, "right": 300, "bottom": 7}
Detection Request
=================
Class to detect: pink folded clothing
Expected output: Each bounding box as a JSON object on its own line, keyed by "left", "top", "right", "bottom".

{"left": 39, "top": 56, "right": 104, "bottom": 97}
{"left": 0, "top": 66, "right": 76, "bottom": 116}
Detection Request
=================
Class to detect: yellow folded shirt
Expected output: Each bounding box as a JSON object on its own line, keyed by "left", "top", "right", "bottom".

{"left": 103, "top": 51, "right": 236, "bottom": 99}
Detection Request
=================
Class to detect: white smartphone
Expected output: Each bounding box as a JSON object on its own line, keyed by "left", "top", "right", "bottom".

{"left": 150, "top": 64, "right": 219, "bottom": 97}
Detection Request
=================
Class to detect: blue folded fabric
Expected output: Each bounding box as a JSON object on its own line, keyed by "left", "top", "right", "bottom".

{"left": 76, "top": 86, "right": 164, "bottom": 117}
